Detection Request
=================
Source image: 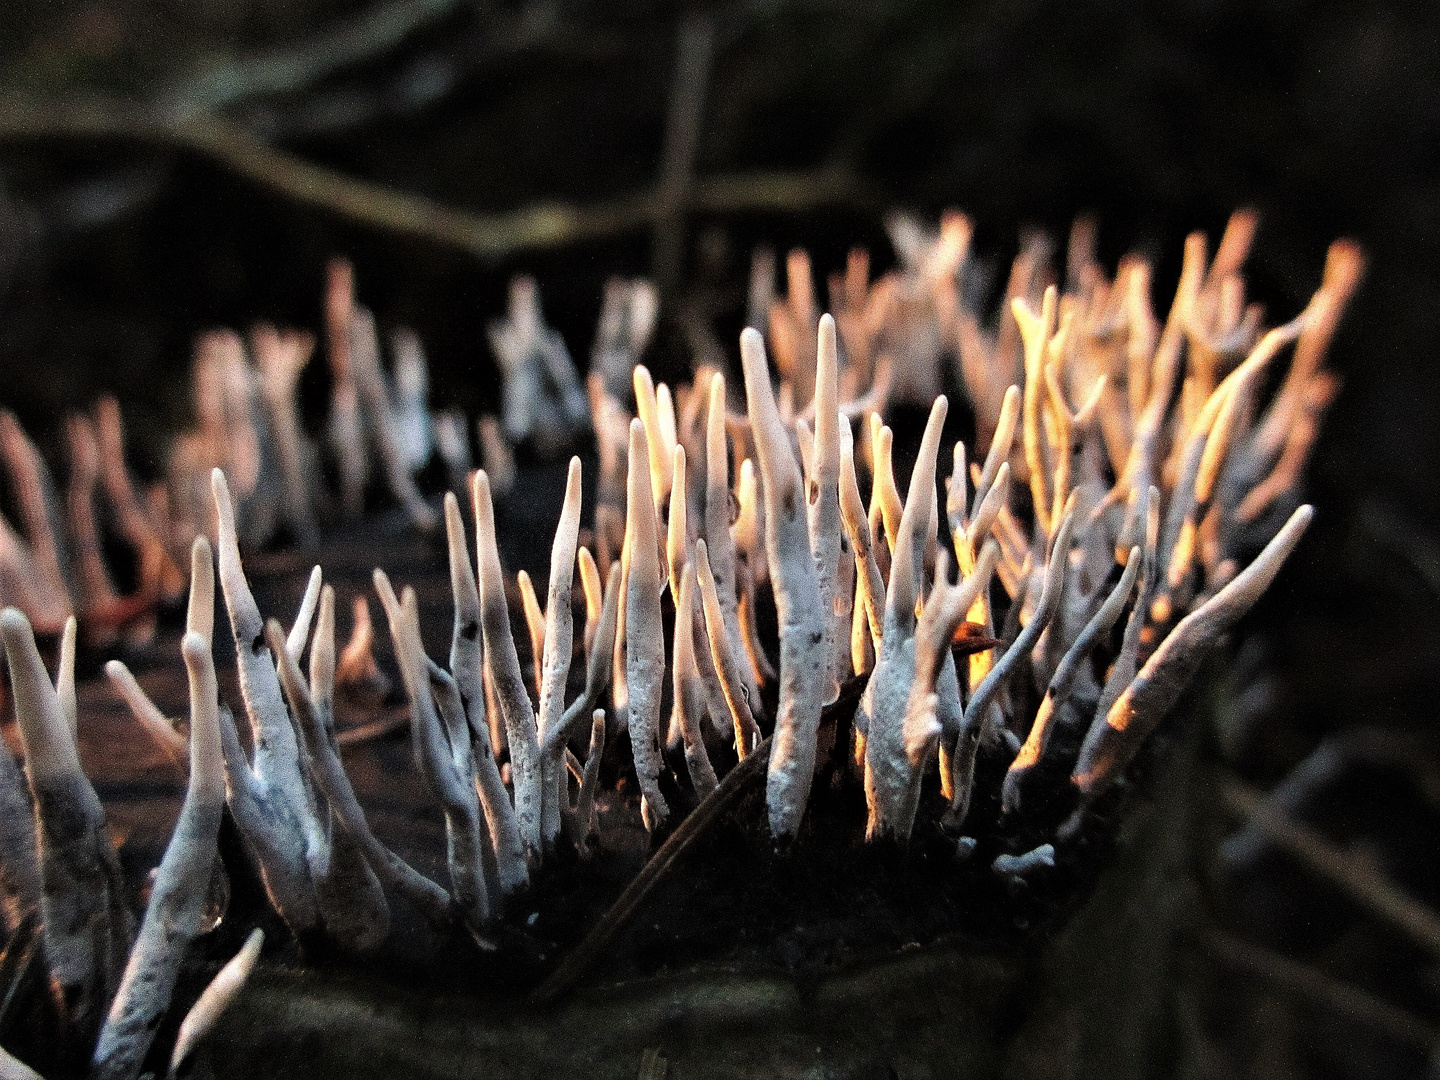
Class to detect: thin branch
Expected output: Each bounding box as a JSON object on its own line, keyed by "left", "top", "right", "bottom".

{"left": 531, "top": 737, "right": 773, "bottom": 1005}
{"left": 1202, "top": 927, "right": 1440, "bottom": 1049}
{"left": 0, "top": 99, "right": 874, "bottom": 262}
{"left": 1222, "top": 779, "right": 1440, "bottom": 962}
{"left": 163, "top": 0, "right": 468, "bottom": 115}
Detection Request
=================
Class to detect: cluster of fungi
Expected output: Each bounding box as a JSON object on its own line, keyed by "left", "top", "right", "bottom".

{"left": 0, "top": 209, "right": 1359, "bottom": 1078}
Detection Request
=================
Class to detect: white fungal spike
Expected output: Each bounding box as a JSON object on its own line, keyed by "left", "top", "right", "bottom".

{"left": 2, "top": 607, "right": 132, "bottom": 1044}
{"left": 516, "top": 569, "right": 546, "bottom": 697}
{"left": 105, "top": 660, "right": 187, "bottom": 762}
{"left": 473, "top": 470, "right": 544, "bottom": 860}
{"left": 740, "top": 325, "right": 827, "bottom": 841}
{"left": 672, "top": 564, "right": 718, "bottom": 796}
{"left": 537, "top": 457, "right": 583, "bottom": 847}
{"left": 633, "top": 366, "right": 672, "bottom": 510}
{"left": 945, "top": 510, "right": 1076, "bottom": 832}
{"left": 383, "top": 591, "right": 491, "bottom": 928}
{"left": 167, "top": 927, "right": 265, "bottom": 1080}
{"left": 269, "top": 618, "right": 390, "bottom": 954}
{"left": 56, "top": 615, "right": 77, "bottom": 736}
{"left": 0, "top": 1043, "right": 43, "bottom": 1080}
{"left": 280, "top": 593, "right": 451, "bottom": 929}
{"left": 92, "top": 630, "right": 226, "bottom": 1080}
{"left": 624, "top": 418, "right": 669, "bottom": 830}
{"left": 861, "top": 398, "right": 951, "bottom": 840}
{"left": 1001, "top": 547, "right": 1141, "bottom": 816}
{"left": 211, "top": 469, "right": 327, "bottom": 856}
{"left": 0, "top": 716, "right": 41, "bottom": 933}
{"left": 188, "top": 536, "right": 215, "bottom": 647}
{"left": 810, "top": 313, "right": 845, "bottom": 701}
{"left": 578, "top": 546, "right": 604, "bottom": 660}
{"left": 443, "top": 492, "right": 528, "bottom": 893}
{"left": 695, "top": 539, "right": 763, "bottom": 757}
{"left": 286, "top": 565, "right": 323, "bottom": 664}
{"left": 1074, "top": 504, "right": 1314, "bottom": 801}
{"left": 839, "top": 438, "right": 885, "bottom": 658}
{"left": 544, "top": 561, "right": 620, "bottom": 759}
{"left": 667, "top": 444, "right": 691, "bottom": 597}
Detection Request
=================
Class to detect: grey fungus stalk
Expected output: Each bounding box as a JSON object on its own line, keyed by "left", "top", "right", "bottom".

{"left": 2, "top": 607, "right": 132, "bottom": 1046}
{"left": 279, "top": 591, "right": 452, "bottom": 932}
{"left": 91, "top": 630, "right": 225, "bottom": 1080}
{"left": 267, "top": 617, "right": 390, "bottom": 954}
{"left": 473, "top": 469, "right": 545, "bottom": 860}
{"left": 740, "top": 325, "right": 827, "bottom": 842}
{"left": 167, "top": 927, "right": 265, "bottom": 1080}
{"left": 536, "top": 457, "right": 583, "bottom": 848}
{"left": 211, "top": 469, "right": 326, "bottom": 860}
{"left": 1073, "top": 504, "right": 1314, "bottom": 802}
{"left": 444, "top": 492, "right": 528, "bottom": 896}
{"left": 624, "top": 418, "right": 669, "bottom": 830}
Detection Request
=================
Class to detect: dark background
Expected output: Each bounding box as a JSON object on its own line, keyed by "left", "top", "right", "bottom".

{"left": 0, "top": 2, "right": 1437, "bottom": 1076}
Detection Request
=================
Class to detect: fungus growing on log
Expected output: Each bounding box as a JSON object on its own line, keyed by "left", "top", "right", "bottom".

{"left": 0, "top": 209, "right": 1353, "bottom": 1079}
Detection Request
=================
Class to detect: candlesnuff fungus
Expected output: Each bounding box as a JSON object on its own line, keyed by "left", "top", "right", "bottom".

{"left": 0, "top": 210, "right": 1352, "bottom": 1075}
{"left": 3, "top": 607, "right": 132, "bottom": 1045}
{"left": 90, "top": 630, "right": 224, "bottom": 1080}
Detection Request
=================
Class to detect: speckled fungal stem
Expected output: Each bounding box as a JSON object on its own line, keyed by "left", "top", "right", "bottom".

{"left": 268, "top": 615, "right": 390, "bottom": 954}
{"left": 537, "top": 457, "right": 582, "bottom": 848}
{"left": 211, "top": 469, "right": 327, "bottom": 856}
{"left": 810, "top": 314, "right": 845, "bottom": 701}
{"left": 0, "top": 715, "right": 40, "bottom": 934}
{"left": 945, "top": 509, "right": 1075, "bottom": 833}
{"left": 388, "top": 589, "right": 491, "bottom": 928}
{"left": 91, "top": 630, "right": 225, "bottom": 1080}
{"left": 694, "top": 539, "right": 763, "bottom": 757}
{"left": 278, "top": 591, "right": 451, "bottom": 930}
{"left": 561, "top": 710, "right": 606, "bottom": 857}
{"left": 671, "top": 564, "right": 718, "bottom": 796}
{"left": 544, "top": 561, "right": 620, "bottom": 757}
{"left": 473, "top": 470, "right": 544, "bottom": 860}
{"left": 1001, "top": 547, "right": 1140, "bottom": 816}
{"left": 740, "top": 326, "right": 827, "bottom": 841}
{"left": 703, "top": 374, "right": 762, "bottom": 711}
{"left": 624, "top": 418, "right": 669, "bottom": 831}
{"left": 1073, "top": 503, "right": 1314, "bottom": 802}
{"left": 861, "top": 398, "right": 947, "bottom": 841}
{"left": 443, "top": 493, "right": 528, "bottom": 895}
{"left": 2, "top": 607, "right": 132, "bottom": 1046}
